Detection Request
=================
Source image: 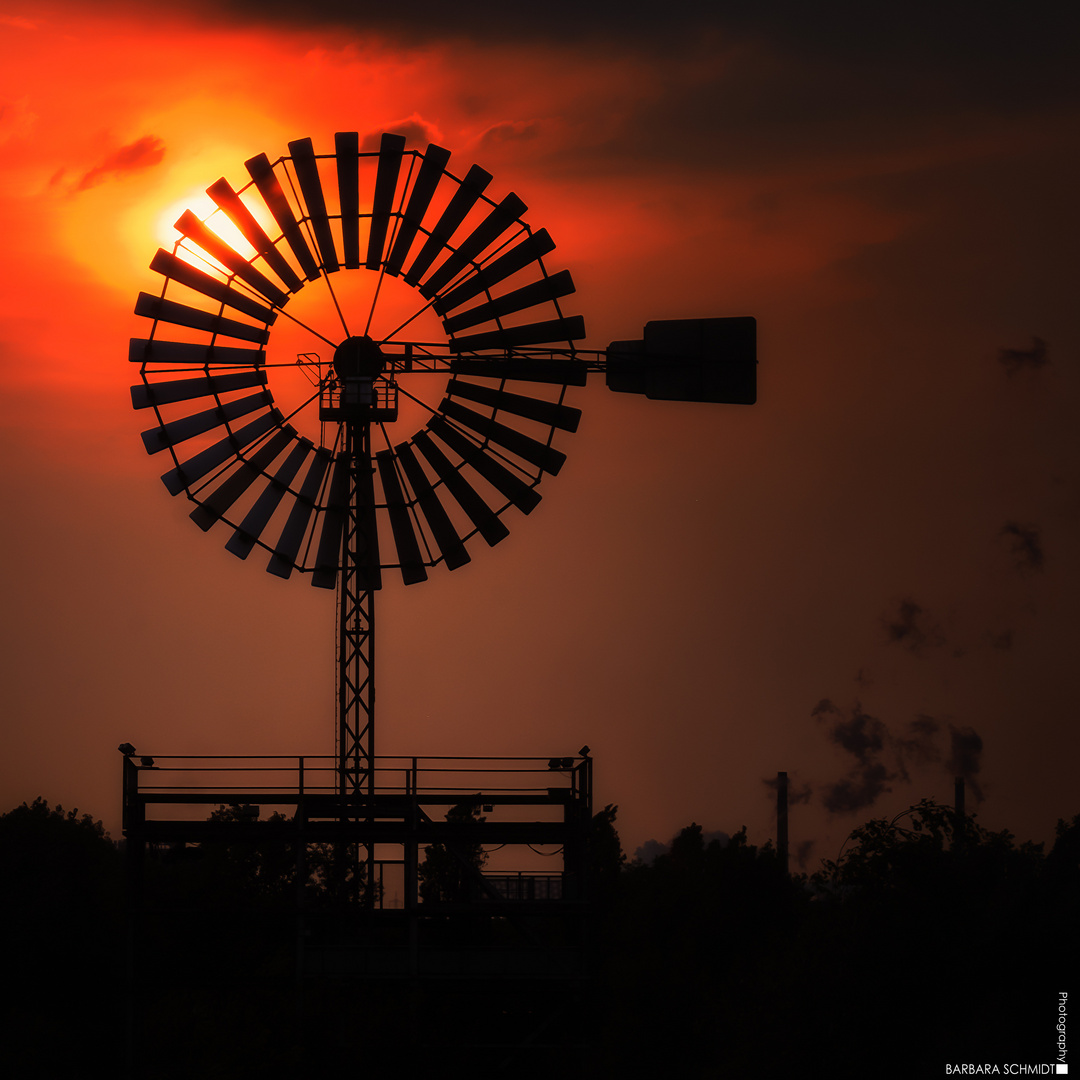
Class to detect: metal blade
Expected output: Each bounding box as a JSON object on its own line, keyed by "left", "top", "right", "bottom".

{"left": 311, "top": 452, "right": 351, "bottom": 589}
{"left": 267, "top": 448, "right": 332, "bottom": 578}
{"left": 437, "top": 399, "right": 566, "bottom": 475}
{"left": 162, "top": 410, "right": 283, "bottom": 496}
{"left": 366, "top": 132, "right": 406, "bottom": 270}
{"left": 425, "top": 415, "right": 541, "bottom": 513}
{"left": 225, "top": 438, "right": 311, "bottom": 559}
{"left": 174, "top": 210, "right": 289, "bottom": 308}
{"left": 446, "top": 378, "right": 581, "bottom": 432}
{"left": 189, "top": 426, "right": 297, "bottom": 529}
{"left": 448, "top": 357, "right": 588, "bottom": 385}
{"left": 150, "top": 249, "right": 278, "bottom": 325}
{"left": 131, "top": 370, "right": 267, "bottom": 410}
{"left": 288, "top": 138, "right": 339, "bottom": 274}
{"left": 418, "top": 192, "right": 527, "bottom": 299}
{"left": 384, "top": 143, "right": 451, "bottom": 277}
{"left": 442, "top": 270, "right": 576, "bottom": 334}
{"left": 245, "top": 153, "right": 321, "bottom": 281}
{"left": 412, "top": 429, "right": 509, "bottom": 547}
{"left": 129, "top": 339, "right": 266, "bottom": 366}
{"left": 141, "top": 390, "right": 272, "bottom": 454}
{"left": 134, "top": 293, "right": 269, "bottom": 345}
{"left": 206, "top": 177, "right": 304, "bottom": 293}
{"left": 309, "top": 450, "right": 382, "bottom": 590}
{"left": 375, "top": 450, "right": 428, "bottom": 585}
{"left": 355, "top": 454, "right": 383, "bottom": 591}
{"left": 432, "top": 229, "right": 556, "bottom": 316}
{"left": 394, "top": 441, "right": 470, "bottom": 570}
{"left": 404, "top": 164, "right": 492, "bottom": 287}
{"left": 334, "top": 132, "right": 360, "bottom": 269}
{"left": 448, "top": 315, "right": 585, "bottom": 354}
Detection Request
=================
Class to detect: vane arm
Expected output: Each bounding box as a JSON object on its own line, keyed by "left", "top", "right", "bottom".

{"left": 366, "top": 316, "right": 757, "bottom": 406}
{"left": 603, "top": 316, "right": 757, "bottom": 404}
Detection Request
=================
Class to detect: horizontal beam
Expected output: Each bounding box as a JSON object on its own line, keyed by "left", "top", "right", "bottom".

{"left": 128, "top": 819, "right": 580, "bottom": 847}
{"left": 131, "top": 790, "right": 574, "bottom": 807}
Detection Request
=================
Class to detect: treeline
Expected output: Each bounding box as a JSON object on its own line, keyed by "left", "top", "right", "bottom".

{"left": 592, "top": 801, "right": 1079, "bottom": 1076}
{"left": 1, "top": 797, "right": 1076, "bottom": 1077}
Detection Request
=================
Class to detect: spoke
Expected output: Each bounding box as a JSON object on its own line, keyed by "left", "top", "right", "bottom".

{"left": 271, "top": 305, "right": 339, "bottom": 348}
{"left": 379, "top": 292, "right": 442, "bottom": 346}
{"left": 280, "top": 155, "right": 350, "bottom": 341}
{"left": 258, "top": 360, "right": 333, "bottom": 368}
{"left": 276, "top": 385, "right": 324, "bottom": 427}
{"left": 375, "top": 419, "right": 394, "bottom": 456}
{"left": 363, "top": 154, "right": 416, "bottom": 338}
{"left": 378, "top": 224, "right": 529, "bottom": 346}
{"left": 363, "top": 268, "right": 388, "bottom": 339}
{"left": 171, "top": 237, "right": 339, "bottom": 350}
{"left": 321, "top": 269, "right": 350, "bottom": 340}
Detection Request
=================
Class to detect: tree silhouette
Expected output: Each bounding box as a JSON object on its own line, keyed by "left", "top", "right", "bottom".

{"left": 0, "top": 799, "right": 123, "bottom": 1072}
{"left": 418, "top": 800, "right": 488, "bottom": 904}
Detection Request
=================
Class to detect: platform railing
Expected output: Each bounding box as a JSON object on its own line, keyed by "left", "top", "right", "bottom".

{"left": 122, "top": 753, "right": 591, "bottom": 826}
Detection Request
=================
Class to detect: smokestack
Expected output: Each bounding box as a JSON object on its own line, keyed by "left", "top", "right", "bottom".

{"left": 777, "top": 771, "right": 789, "bottom": 875}
{"left": 954, "top": 776, "right": 965, "bottom": 818}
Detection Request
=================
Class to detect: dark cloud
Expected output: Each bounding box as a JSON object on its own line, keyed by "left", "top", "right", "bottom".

{"left": 632, "top": 827, "right": 731, "bottom": 866}
{"left": 812, "top": 704, "right": 970, "bottom": 815}
{"left": 360, "top": 115, "right": 442, "bottom": 151}
{"left": 789, "top": 781, "right": 813, "bottom": 806}
{"left": 632, "top": 838, "right": 669, "bottom": 865}
{"left": 472, "top": 120, "right": 543, "bottom": 152}
{"left": 75, "top": 136, "right": 165, "bottom": 192}
{"left": 829, "top": 703, "right": 888, "bottom": 764}
{"left": 945, "top": 724, "right": 985, "bottom": 803}
{"left": 188, "top": 0, "right": 1080, "bottom": 88}
{"left": 762, "top": 773, "right": 812, "bottom": 805}
{"left": 882, "top": 599, "right": 944, "bottom": 655}
{"left": 893, "top": 714, "right": 941, "bottom": 782}
{"left": 793, "top": 839, "right": 815, "bottom": 871}
{"left": 989, "top": 629, "right": 1013, "bottom": 651}
{"left": 998, "top": 336, "right": 1048, "bottom": 376}
{"left": 157, "top": 2, "right": 1080, "bottom": 187}
{"left": 822, "top": 761, "right": 893, "bottom": 815}
{"left": 1000, "top": 522, "right": 1043, "bottom": 572}
{"left": 172, "top": 0, "right": 725, "bottom": 46}
{"left": 702, "top": 829, "right": 731, "bottom": 849}
{"left": 815, "top": 700, "right": 896, "bottom": 814}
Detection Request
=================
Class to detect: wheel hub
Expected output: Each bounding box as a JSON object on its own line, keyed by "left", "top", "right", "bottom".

{"left": 333, "top": 335, "right": 385, "bottom": 380}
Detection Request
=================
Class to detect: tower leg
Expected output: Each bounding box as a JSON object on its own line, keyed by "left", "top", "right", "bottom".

{"left": 338, "top": 422, "right": 377, "bottom": 904}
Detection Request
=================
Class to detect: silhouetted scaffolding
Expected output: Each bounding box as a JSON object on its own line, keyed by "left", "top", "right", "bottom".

{"left": 122, "top": 751, "right": 594, "bottom": 1065}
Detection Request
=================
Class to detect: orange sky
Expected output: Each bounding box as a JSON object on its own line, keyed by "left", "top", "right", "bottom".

{"left": 2, "top": 0, "right": 1079, "bottom": 865}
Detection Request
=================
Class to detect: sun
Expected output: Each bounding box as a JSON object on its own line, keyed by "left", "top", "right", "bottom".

{"left": 150, "top": 187, "right": 263, "bottom": 279}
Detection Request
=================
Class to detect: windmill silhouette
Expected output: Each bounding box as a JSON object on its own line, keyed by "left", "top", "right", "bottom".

{"left": 129, "top": 131, "right": 756, "bottom": 802}
{"left": 120, "top": 131, "right": 756, "bottom": 1068}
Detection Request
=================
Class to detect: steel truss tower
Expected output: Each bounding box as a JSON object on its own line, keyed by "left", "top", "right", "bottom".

{"left": 337, "top": 422, "right": 376, "bottom": 803}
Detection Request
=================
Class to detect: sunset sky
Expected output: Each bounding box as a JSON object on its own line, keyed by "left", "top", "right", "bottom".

{"left": 2, "top": 1, "right": 1078, "bottom": 866}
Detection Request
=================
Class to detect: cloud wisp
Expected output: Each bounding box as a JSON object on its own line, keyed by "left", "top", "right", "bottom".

{"left": 882, "top": 599, "right": 946, "bottom": 656}
{"left": 811, "top": 700, "right": 979, "bottom": 815}
{"left": 75, "top": 136, "right": 165, "bottom": 192}
{"left": 946, "top": 724, "right": 985, "bottom": 803}
{"left": 999, "top": 522, "right": 1044, "bottom": 573}
{"left": 998, "top": 336, "right": 1048, "bottom": 376}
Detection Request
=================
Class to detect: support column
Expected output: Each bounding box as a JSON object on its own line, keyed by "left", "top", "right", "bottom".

{"left": 776, "top": 771, "right": 789, "bottom": 876}
{"left": 338, "top": 421, "right": 375, "bottom": 801}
